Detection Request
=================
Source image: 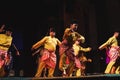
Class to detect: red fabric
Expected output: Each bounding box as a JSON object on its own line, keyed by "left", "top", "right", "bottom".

{"left": 109, "top": 47, "right": 119, "bottom": 62}
{"left": 40, "top": 49, "right": 56, "bottom": 69}
{"left": 74, "top": 57, "right": 81, "bottom": 68}
{"left": 0, "top": 49, "right": 7, "bottom": 68}
{"left": 66, "top": 57, "right": 70, "bottom": 64}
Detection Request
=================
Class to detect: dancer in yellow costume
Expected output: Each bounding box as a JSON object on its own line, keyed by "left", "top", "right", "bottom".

{"left": 99, "top": 31, "right": 119, "bottom": 74}
{"left": 32, "top": 28, "right": 61, "bottom": 77}
{"left": 59, "top": 22, "right": 85, "bottom": 76}
{"left": 0, "top": 27, "right": 13, "bottom": 77}
{"left": 72, "top": 38, "right": 91, "bottom": 76}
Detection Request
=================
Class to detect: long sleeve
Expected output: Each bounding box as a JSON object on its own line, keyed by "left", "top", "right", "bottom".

{"left": 79, "top": 46, "right": 91, "bottom": 52}
{"left": 73, "top": 44, "right": 91, "bottom": 56}
{"left": 72, "top": 32, "right": 85, "bottom": 43}
{"left": 32, "top": 37, "right": 47, "bottom": 49}
{"left": 99, "top": 36, "right": 118, "bottom": 50}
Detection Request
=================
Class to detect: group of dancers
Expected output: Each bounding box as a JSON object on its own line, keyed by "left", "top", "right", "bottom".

{"left": 0, "top": 22, "right": 120, "bottom": 78}
{"left": 31, "top": 21, "right": 120, "bottom": 78}
{"left": 31, "top": 22, "right": 92, "bottom": 78}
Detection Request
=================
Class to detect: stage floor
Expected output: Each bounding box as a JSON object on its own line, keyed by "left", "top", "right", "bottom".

{"left": 1, "top": 74, "right": 120, "bottom": 80}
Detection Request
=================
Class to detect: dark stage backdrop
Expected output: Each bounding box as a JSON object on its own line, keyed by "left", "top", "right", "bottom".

{"left": 0, "top": 0, "right": 120, "bottom": 77}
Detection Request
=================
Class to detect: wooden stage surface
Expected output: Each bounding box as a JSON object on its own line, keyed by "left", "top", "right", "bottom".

{"left": 0, "top": 74, "right": 120, "bottom": 80}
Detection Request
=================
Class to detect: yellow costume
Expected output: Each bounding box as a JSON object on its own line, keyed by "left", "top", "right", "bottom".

{"left": 73, "top": 43, "right": 91, "bottom": 76}
{"left": 32, "top": 36, "right": 61, "bottom": 77}
{"left": 99, "top": 36, "right": 119, "bottom": 73}
{"left": 0, "top": 34, "right": 12, "bottom": 77}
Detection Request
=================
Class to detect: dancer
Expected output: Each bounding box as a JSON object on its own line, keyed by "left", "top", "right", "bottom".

{"left": 99, "top": 31, "right": 119, "bottom": 74}
{"left": 72, "top": 38, "right": 92, "bottom": 76}
{"left": 59, "top": 35, "right": 74, "bottom": 77}
{"left": 59, "top": 22, "right": 85, "bottom": 77}
{"left": 0, "top": 27, "right": 13, "bottom": 77}
{"left": 32, "top": 28, "right": 61, "bottom": 77}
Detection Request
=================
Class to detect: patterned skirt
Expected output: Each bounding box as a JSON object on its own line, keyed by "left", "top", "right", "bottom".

{"left": 40, "top": 49, "right": 56, "bottom": 69}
